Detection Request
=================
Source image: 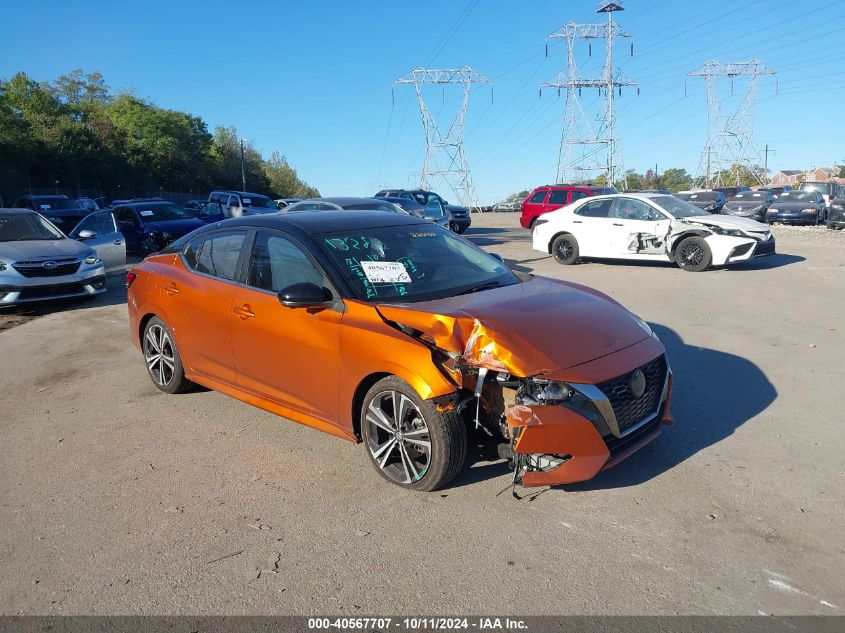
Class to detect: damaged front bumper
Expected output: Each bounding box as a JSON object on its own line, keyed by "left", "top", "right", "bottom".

{"left": 506, "top": 358, "right": 673, "bottom": 487}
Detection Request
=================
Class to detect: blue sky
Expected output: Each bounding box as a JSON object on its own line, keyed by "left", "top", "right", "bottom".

{"left": 2, "top": 0, "right": 844, "bottom": 203}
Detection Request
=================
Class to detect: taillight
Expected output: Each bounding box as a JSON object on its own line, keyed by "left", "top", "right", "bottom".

{"left": 125, "top": 271, "right": 137, "bottom": 288}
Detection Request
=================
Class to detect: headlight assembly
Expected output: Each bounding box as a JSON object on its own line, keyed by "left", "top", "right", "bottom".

{"left": 801, "top": 208, "right": 817, "bottom": 214}
{"left": 0, "top": 262, "right": 8, "bottom": 272}
{"left": 84, "top": 254, "right": 102, "bottom": 265}
{"left": 519, "top": 378, "right": 573, "bottom": 406}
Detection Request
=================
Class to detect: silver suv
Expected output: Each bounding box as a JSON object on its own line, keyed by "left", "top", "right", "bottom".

{"left": 208, "top": 190, "right": 279, "bottom": 218}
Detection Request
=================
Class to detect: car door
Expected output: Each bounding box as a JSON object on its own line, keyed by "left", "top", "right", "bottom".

{"left": 546, "top": 189, "right": 569, "bottom": 213}
{"left": 159, "top": 229, "right": 249, "bottom": 383}
{"left": 68, "top": 211, "right": 126, "bottom": 274}
{"left": 606, "top": 198, "right": 672, "bottom": 259}
{"left": 229, "top": 230, "right": 341, "bottom": 423}
{"left": 569, "top": 198, "right": 615, "bottom": 256}
{"left": 522, "top": 188, "right": 549, "bottom": 227}
{"left": 114, "top": 206, "right": 142, "bottom": 252}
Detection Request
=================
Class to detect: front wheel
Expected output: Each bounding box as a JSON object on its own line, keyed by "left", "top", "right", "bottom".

{"left": 551, "top": 233, "right": 579, "bottom": 265}
{"left": 361, "top": 376, "right": 466, "bottom": 491}
{"left": 675, "top": 236, "right": 712, "bottom": 272}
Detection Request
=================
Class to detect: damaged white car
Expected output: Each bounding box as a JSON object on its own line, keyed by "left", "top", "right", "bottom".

{"left": 532, "top": 193, "right": 776, "bottom": 272}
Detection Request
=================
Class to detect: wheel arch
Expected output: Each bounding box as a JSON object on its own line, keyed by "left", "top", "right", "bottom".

{"left": 668, "top": 229, "right": 711, "bottom": 256}
{"left": 547, "top": 230, "right": 576, "bottom": 254}
{"left": 349, "top": 368, "right": 457, "bottom": 441}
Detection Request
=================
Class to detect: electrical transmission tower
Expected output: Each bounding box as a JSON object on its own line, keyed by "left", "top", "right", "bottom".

{"left": 394, "top": 67, "right": 492, "bottom": 209}
{"left": 541, "top": 1, "right": 637, "bottom": 186}
{"left": 687, "top": 59, "right": 777, "bottom": 188}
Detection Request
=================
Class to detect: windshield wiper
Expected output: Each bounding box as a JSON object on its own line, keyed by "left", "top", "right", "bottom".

{"left": 455, "top": 281, "right": 503, "bottom": 296}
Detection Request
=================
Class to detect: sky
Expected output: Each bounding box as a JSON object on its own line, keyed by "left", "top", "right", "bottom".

{"left": 2, "top": 0, "right": 844, "bottom": 203}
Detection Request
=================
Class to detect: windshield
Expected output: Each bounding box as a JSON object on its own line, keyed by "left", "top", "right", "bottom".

{"left": 653, "top": 196, "right": 708, "bottom": 218}
{"left": 135, "top": 204, "right": 193, "bottom": 221}
{"left": 687, "top": 192, "right": 717, "bottom": 200}
{"left": 778, "top": 191, "right": 816, "bottom": 202}
{"left": 0, "top": 213, "right": 65, "bottom": 241}
{"left": 732, "top": 192, "right": 766, "bottom": 201}
{"left": 241, "top": 195, "right": 276, "bottom": 210}
{"left": 798, "top": 183, "right": 833, "bottom": 195}
{"left": 33, "top": 197, "right": 78, "bottom": 211}
{"left": 319, "top": 224, "right": 518, "bottom": 303}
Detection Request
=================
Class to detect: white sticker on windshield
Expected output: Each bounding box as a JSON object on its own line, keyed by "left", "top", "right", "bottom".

{"left": 40, "top": 204, "right": 51, "bottom": 210}
{"left": 241, "top": 198, "right": 252, "bottom": 204}
{"left": 140, "top": 210, "right": 154, "bottom": 217}
{"left": 360, "top": 261, "right": 411, "bottom": 284}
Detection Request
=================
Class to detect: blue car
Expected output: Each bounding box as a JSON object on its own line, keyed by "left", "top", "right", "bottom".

{"left": 111, "top": 199, "right": 207, "bottom": 255}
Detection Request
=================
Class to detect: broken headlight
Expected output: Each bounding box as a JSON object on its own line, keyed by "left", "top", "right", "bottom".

{"left": 518, "top": 377, "right": 573, "bottom": 406}
{"left": 707, "top": 225, "right": 745, "bottom": 237}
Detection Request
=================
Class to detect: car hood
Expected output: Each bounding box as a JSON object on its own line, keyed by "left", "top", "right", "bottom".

{"left": 687, "top": 200, "right": 719, "bottom": 208}
{"left": 682, "top": 215, "right": 769, "bottom": 231}
{"left": 375, "top": 276, "right": 649, "bottom": 377}
{"left": 723, "top": 200, "right": 766, "bottom": 210}
{"left": 770, "top": 202, "right": 820, "bottom": 211}
{"left": 0, "top": 238, "right": 90, "bottom": 261}
{"left": 445, "top": 204, "right": 469, "bottom": 214}
{"left": 144, "top": 218, "right": 206, "bottom": 234}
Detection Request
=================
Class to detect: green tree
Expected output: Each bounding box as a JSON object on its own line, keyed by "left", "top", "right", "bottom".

{"left": 263, "top": 151, "right": 319, "bottom": 198}
{"left": 659, "top": 168, "right": 693, "bottom": 192}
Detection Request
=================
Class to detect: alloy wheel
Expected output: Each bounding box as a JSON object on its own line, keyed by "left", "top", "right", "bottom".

{"left": 680, "top": 242, "right": 704, "bottom": 268}
{"left": 365, "top": 390, "right": 431, "bottom": 484}
{"left": 144, "top": 324, "right": 176, "bottom": 386}
{"left": 555, "top": 239, "right": 573, "bottom": 261}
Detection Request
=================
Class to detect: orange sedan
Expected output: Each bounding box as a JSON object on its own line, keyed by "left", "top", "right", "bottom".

{"left": 127, "top": 211, "right": 673, "bottom": 491}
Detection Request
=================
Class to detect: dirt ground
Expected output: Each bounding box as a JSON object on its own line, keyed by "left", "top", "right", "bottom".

{"left": 1, "top": 216, "right": 843, "bottom": 616}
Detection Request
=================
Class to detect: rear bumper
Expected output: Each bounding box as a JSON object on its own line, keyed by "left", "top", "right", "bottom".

{"left": 506, "top": 359, "right": 673, "bottom": 487}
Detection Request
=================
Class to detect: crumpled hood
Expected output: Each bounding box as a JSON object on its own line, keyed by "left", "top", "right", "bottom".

{"left": 375, "top": 276, "right": 649, "bottom": 377}
{"left": 144, "top": 218, "right": 206, "bottom": 235}
{"left": 0, "top": 238, "right": 91, "bottom": 261}
{"left": 683, "top": 215, "right": 769, "bottom": 231}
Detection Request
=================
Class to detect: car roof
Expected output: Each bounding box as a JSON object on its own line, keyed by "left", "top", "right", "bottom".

{"left": 20, "top": 194, "right": 70, "bottom": 199}
{"left": 208, "top": 210, "right": 426, "bottom": 233}
{"left": 305, "top": 197, "right": 393, "bottom": 206}
{"left": 212, "top": 190, "right": 270, "bottom": 197}
{"left": 0, "top": 208, "right": 37, "bottom": 214}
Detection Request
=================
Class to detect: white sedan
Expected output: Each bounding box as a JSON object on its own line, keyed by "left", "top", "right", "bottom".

{"left": 531, "top": 193, "right": 776, "bottom": 272}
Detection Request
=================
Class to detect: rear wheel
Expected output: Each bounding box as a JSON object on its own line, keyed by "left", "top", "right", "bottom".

{"left": 143, "top": 317, "right": 194, "bottom": 394}
{"left": 551, "top": 234, "right": 579, "bottom": 265}
{"left": 361, "top": 376, "right": 466, "bottom": 491}
{"left": 675, "top": 236, "right": 712, "bottom": 272}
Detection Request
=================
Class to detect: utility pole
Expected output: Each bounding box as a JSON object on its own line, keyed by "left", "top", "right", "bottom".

{"left": 394, "top": 66, "right": 492, "bottom": 209}
{"left": 240, "top": 138, "right": 247, "bottom": 191}
{"left": 687, "top": 59, "right": 777, "bottom": 188}
{"left": 541, "top": 1, "right": 637, "bottom": 186}
{"left": 763, "top": 144, "right": 775, "bottom": 184}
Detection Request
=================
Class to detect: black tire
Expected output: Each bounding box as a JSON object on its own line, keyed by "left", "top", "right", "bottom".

{"left": 551, "top": 233, "right": 579, "bottom": 265}
{"left": 360, "top": 376, "right": 466, "bottom": 492}
{"left": 456, "top": 226, "right": 467, "bottom": 235}
{"left": 142, "top": 317, "right": 194, "bottom": 394}
{"left": 675, "top": 236, "right": 712, "bottom": 272}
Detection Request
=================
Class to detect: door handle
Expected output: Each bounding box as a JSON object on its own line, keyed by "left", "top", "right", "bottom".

{"left": 572, "top": 220, "right": 582, "bottom": 223}
{"left": 163, "top": 283, "right": 180, "bottom": 295}
{"left": 613, "top": 223, "right": 624, "bottom": 226}
{"left": 233, "top": 304, "right": 255, "bottom": 319}
{"left": 113, "top": 240, "right": 124, "bottom": 245}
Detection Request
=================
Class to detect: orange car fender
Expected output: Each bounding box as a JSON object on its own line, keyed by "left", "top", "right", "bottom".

{"left": 338, "top": 301, "right": 459, "bottom": 432}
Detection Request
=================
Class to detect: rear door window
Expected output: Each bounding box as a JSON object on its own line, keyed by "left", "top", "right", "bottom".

{"left": 570, "top": 190, "right": 590, "bottom": 203}
{"left": 193, "top": 231, "right": 247, "bottom": 281}
{"left": 548, "top": 190, "right": 568, "bottom": 205}
{"left": 575, "top": 199, "right": 614, "bottom": 218}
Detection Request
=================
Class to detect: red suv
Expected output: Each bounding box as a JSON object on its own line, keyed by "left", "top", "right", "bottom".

{"left": 520, "top": 184, "right": 617, "bottom": 229}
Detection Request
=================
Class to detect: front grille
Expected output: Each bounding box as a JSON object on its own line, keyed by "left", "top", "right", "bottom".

{"left": 597, "top": 355, "right": 667, "bottom": 433}
{"left": 12, "top": 259, "right": 81, "bottom": 278}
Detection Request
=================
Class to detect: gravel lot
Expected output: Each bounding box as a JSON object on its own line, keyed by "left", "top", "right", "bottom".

{"left": 1, "top": 215, "right": 843, "bottom": 616}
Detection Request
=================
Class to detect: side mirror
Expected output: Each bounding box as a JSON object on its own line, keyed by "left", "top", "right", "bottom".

{"left": 77, "top": 229, "right": 97, "bottom": 240}
{"left": 278, "top": 282, "right": 332, "bottom": 308}
{"left": 490, "top": 253, "right": 505, "bottom": 265}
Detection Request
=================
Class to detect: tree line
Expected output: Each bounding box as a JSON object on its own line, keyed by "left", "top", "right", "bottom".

{"left": 0, "top": 70, "right": 319, "bottom": 201}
